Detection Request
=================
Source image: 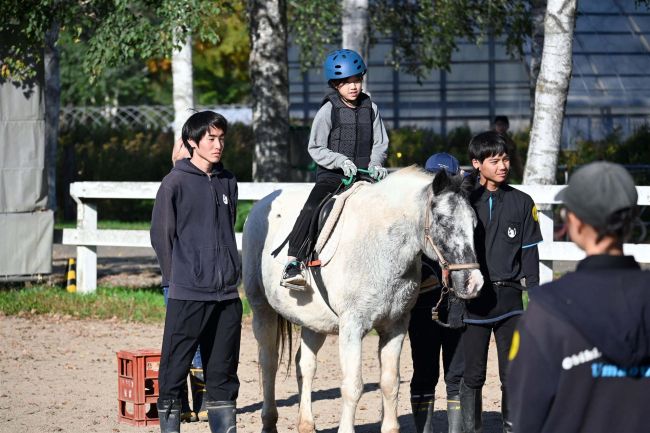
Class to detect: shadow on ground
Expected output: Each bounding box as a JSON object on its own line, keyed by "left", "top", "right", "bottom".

{"left": 239, "top": 383, "right": 504, "bottom": 433}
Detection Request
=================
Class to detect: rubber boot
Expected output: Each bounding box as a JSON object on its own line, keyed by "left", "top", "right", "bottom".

{"left": 501, "top": 389, "right": 513, "bottom": 433}
{"left": 206, "top": 400, "right": 237, "bottom": 433}
{"left": 447, "top": 394, "right": 462, "bottom": 433}
{"left": 410, "top": 394, "right": 434, "bottom": 433}
{"left": 190, "top": 368, "right": 208, "bottom": 421}
{"left": 157, "top": 399, "right": 181, "bottom": 433}
{"left": 180, "top": 381, "right": 196, "bottom": 422}
{"left": 460, "top": 381, "right": 483, "bottom": 433}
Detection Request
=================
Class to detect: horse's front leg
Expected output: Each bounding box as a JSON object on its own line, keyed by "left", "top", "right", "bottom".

{"left": 377, "top": 318, "right": 409, "bottom": 433}
{"left": 295, "top": 328, "right": 327, "bottom": 433}
{"left": 338, "top": 318, "right": 364, "bottom": 433}
{"left": 251, "top": 303, "right": 281, "bottom": 433}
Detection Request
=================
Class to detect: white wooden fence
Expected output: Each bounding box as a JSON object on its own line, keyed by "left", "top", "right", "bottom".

{"left": 61, "top": 181, "right": 650, "bottom": 293}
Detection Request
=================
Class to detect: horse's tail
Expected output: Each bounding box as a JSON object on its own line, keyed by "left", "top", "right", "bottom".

{"left": 277, "top": 314, "right": 293, "bottom": 376}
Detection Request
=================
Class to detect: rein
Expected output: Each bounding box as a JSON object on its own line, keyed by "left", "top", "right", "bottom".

{"left": 423, "top": 194, "right": 480, "bottom": 327}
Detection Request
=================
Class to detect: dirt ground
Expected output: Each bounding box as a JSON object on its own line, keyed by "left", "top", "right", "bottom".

{"left": 0, "top": 246, "right": 505, "bottom": 433}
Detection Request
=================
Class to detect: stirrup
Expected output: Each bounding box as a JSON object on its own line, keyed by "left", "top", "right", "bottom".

{"left": 280, "top": 280, "right": 308, "bottom": 291}
{"left": 281, "top": 261, "right": 308, "bottom": 291}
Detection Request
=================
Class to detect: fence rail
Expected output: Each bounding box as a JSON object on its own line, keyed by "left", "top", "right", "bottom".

{"left": 61, "top": 181, "right": 650, "bottom": 293}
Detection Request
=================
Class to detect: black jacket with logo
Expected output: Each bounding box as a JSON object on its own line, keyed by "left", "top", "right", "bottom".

{"left": 150, "top": 158, "right": 240, "bottom": 302}
{"left": 466, "top": 184, "right": 543, "bottom": 323}
{"left": 507, "top": 255, "right": 650, "bottom": 433}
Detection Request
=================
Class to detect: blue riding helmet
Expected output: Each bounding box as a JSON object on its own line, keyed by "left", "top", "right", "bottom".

{"left": 324, "top": 49, "right": 367, "bottom": 81}
{"left": 425, "top": 152, "right": 461, "bottom": 175}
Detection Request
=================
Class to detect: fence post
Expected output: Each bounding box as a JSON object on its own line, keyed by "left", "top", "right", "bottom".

{"left": 538, "top": 207, "right": 554, "bottom": 284}
{"left": 72, "top": 192, "right": 97, "bottom": 294}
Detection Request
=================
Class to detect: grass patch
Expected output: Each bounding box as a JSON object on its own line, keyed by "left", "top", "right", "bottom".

{"left": 55, "top": 201, "right": 255, "bottom": 232}
{"left": 55, "top": 220, "right": 151, "bottom": 230}
{"left": 0, "top": 285, "right": 251, "bottom": 323}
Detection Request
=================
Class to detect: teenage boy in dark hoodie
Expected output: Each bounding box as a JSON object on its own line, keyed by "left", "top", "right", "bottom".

{"left": 507, "top": 161, "right": 649, "bottom": 433}
{"left": 151, "top": 111, "right": 242, "bottom": 433}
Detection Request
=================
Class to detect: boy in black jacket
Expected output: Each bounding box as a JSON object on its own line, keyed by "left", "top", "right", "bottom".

{"left": 508, "top": 161, "right": 649, "bottom": 433}
{"left": 151, "top": 111, "right": 242, "bottom": 433}
{"left": 461, "top": 131, "right": 542, "bottom": 433}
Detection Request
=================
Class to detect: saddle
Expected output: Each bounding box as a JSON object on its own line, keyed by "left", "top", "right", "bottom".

{"left": 271, "top": 175, "right": 373, "bottom": 265}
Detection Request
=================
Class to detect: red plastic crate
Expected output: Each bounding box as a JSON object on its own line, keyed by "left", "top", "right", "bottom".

{"left": 118, "top": 401, "right": 159, "bottom": 427}
{"left": 117, "top": 349, "right": 161, "bottom": 426}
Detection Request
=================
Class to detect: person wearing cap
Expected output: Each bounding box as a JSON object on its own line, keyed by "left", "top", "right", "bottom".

{"left": 507, "top": 161, "right": 649, "bottom": 433}
{"left": 280, "top": 49, "right": 389, "bottom": 289}
{"left": 408, "top": 153, "right": 466, "bottom": 433}
{"left": 461, "top": 131, "right": 543, "bottom": 433}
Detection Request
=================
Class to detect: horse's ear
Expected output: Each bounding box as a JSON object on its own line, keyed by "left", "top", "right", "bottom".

{"left": 431, "top": 169, "right": 449, "bottom": 195}
{"left": 460, "top": 172, "right": 478, "bottom": 197}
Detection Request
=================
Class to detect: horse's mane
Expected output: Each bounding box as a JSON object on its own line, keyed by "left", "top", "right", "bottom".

{"left": 378, "top": 165, "right": 475, "bottom": 199}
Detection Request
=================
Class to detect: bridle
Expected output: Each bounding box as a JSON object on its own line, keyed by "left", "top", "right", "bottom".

{"left": 423, "top": 194, "right": 480, "bottom": 289}
{"left": 423, "top": 194, "right": 480, "bottom": 326}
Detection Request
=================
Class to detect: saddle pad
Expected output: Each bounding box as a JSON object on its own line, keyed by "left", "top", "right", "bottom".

{"left": 315, "top": 182, "right": 367, "bottom": 266}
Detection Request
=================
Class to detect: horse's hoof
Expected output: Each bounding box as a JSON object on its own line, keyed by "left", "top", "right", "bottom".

{"left": 262, "top": 429, "right": 278, "bottom": 433}
{"left": 298, "top": 420, "right": 316, "bottom": 433}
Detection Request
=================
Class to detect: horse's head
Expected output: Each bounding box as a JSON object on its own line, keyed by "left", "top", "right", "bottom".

{"left": 423, "top": 170, "right": 483, "bottom": 299}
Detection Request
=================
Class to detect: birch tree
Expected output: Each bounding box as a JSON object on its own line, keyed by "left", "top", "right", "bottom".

{"left": 172, "top": 34, "right": 195, "bottom": 141}
{"left": 342, "top": 0, "right": 369, "bottom": 60}
{"left": 248, "top": 0, "right": 290, "bottom": 181}
{"left": 524, "top": 0, "right": 578, "bottom": 185}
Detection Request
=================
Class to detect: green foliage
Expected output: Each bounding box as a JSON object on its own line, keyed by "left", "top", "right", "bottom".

{"left": 288, "top": 0, "right": 341, "bottom": 71}
{"left": 58, "top": 122, "right": 254, "bottom": 219}
{"left": 371, "top": 0, "right": 531, "bottom": 80}
{"left": 386, "top": 126, "right": 475, "bottom": 168}
{"left": 386, "top": 127, "right": 445, "bottom": 167}
{"left": 59, "top": 31, "right": 162, "bottom": 106}
{"left": 194, "top": 0, "right": 251, "bottom": 104}
{"left": 1, "top": 0, "right": 223, "bottom": 88}
{"left": 559, "top": 125, "right": 650, "bottom": 185}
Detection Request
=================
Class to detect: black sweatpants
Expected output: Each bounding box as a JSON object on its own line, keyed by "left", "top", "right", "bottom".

{"left": 158, "top": 297, "right": 242, "bottom": 402}
{"left": 462, "top": 315, "right": 519, "bottom": 389}
{"left": 408, "top": 291, "right": 464, "bottom": 397}
{"left": 287, "top": 172, "right": 342, "bottom": 259}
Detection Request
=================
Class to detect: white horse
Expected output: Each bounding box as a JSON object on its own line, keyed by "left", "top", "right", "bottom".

{"left": 242, "top": 166, "right": 484, "bottom": 433}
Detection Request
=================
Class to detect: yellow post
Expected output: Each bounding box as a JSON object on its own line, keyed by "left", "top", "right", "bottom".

{"left": 66, "top": 258, "right": 77, "bottom": 293}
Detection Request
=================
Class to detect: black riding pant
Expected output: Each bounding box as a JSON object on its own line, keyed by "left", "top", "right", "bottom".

{"left": 158, "top": 298, "right": 242, "bottom": 402}
{"left": 461, "top": 314, "right": 519, "bottom": 390}
{"left": 408, "top": 291, "right": 465, "bottom": 397}
{"left": 287, "top": 172, "right": 342, "bottom": 259}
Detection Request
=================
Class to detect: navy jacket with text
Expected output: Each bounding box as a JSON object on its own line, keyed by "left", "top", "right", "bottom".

{"left": 507, "top": 255, "right": 650, "bottom": 433}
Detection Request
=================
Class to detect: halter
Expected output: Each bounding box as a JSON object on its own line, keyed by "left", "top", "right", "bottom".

{"left": 423, "top": 194, "right": 480, "bottom": 326}
{"left": 423, "top": 194, "right": 480, "bottom": 288}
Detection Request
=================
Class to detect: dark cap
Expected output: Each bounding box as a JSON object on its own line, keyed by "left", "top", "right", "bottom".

{"left": 425, "top": 152, "right": 460, "bottom": 175}
{"left": 555, "top": 161, "right": 638, "bottom": 228}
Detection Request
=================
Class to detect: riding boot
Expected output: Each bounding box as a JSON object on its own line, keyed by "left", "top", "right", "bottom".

{"left": 190, "top": 368, "right": 208, "bottom": 421}
{"left": 460, "top": 382, "right": 482, "bottom": 433}
{"left": 410, "top": 394, "right": 434, "bottom": 433}
{"left": 501, "top": 389, "right": 513, "bottom": 433}
{"left": 157, "top": 399, "right": 181, "bottom": 433}
{"left": 447, "top": 394, "right": 462, "bottom": 433}
{"left": 206, "top": 400, "right": 237, "bottom": 433}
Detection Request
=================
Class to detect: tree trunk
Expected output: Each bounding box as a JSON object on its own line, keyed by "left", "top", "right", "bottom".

{"left": 44, "top": 21, "right": 60, "bottom": 213}
{"left": 248, "top": 0, "right": 290, "bottom": 181}
{"left": 341, "top": 0, "right": 369, "bottom": 60}
{"left": 527, "top": 0, "right": 547, "bottom": 121}
{"left": 172, "top": 34, "right": 194, "bottom": 141}
{"left": 523, "top": 0, "right": 577, "bottom": 186}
